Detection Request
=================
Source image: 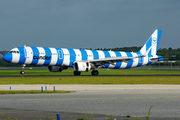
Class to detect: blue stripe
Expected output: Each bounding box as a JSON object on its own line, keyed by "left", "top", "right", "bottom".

{"left": 91, "top": 50, "right": 99, "bottom": 60}
{"left": 31, "top": 47, "right": 39, "bottom": 65}
{"left": 146, "top": 37, "right": 152, "bottom": 53}
{"left": 43, "top": 47, "right": 51, "bottom": 66}
{"left": 125, "top": 52, "right": 133, "bottom": 68}
{"left": 68, "top": 49, "right": 76, "bottom": 67}
{"left": 148, "top": 49, "right": 152, "bottom": 56}
{"left": 145, "top": 37, "right": 152, "bottom": 65}
{"left": 157, "top": 30, "right": 162, "bottom": 53}
{"left": 55, "top": 48, "right": 64, "bottom": 66}
{"left": 147, "top": 49, "right": 153, "bottom": 64}
{"left": 18, "top": 47, "right": 26, "bottom": 64}
{"left": 136, "top": 51, "right": 143, "bottom": 67}
{"left": 114, "top": 52, "right": 122, "bottom": 69}
{"left": 80, "top": 49, "right": 88, "bottom": 60}
{"left": 103, "top": 51, "right": 111, "bottom": 68}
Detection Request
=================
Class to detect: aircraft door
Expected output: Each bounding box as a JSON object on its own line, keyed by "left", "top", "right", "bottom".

{"left": 24, "top": 46, "right": 30, "bottom": 58}
{"left": 56, "top": 49, "right": 64, "bottom": 66}
{"left": 58, "top": 50, "right": 63, "bottom": 59}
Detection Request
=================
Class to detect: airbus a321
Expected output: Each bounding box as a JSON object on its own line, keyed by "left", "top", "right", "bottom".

{"left": 3, "top": 29, "right": 164, "bottom": 75}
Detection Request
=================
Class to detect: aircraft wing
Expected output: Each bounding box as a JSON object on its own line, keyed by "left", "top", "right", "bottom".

{"left": 77, "top": 47, "right": 152, "bottom": 67}
{"left": 85, "top": 56, "right": 135, "bottom": 67}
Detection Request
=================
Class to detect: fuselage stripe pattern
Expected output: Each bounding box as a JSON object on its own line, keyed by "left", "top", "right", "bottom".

{"left": 18, "top": 47, "right": 26, "bottom": 64}
{"left": 103, "top": 51, "right": 111, "bottom": 68}
{"left": 114, "top": 51, "right": 122, "bottom": 68}
{"left": 68, "top": 49, "right": 76, "bottom": 67}
{"left": 125, "top": 52, "right": 133, "bottom": 68}
{"left": 55, "top": 48, "right": 64, "bottom": 66}
{"left": 31, "top": 47, "right": 39, "bottom": 65}
{"left": 80, "top": 49, "right": 88, "bottom": 61}
{"left": 91, "top": 50, "right": 99, "bottom": 60}
{"left": 136, "top": 51, "right": 143, "bottom": 67}
{"left": 43, "top": 47, "right": 51, "bottom": 65}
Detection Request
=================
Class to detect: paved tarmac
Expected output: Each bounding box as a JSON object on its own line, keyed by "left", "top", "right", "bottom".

{"left": 1, "top": 85, "right": 180, "bottom": 120}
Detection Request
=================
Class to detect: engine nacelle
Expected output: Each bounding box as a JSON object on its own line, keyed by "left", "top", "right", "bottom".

{"left": 48, "top": 66, "right": 68, "bottom": 72}
{"left": 73, "top": 62, "right": 91, "bottom": 72}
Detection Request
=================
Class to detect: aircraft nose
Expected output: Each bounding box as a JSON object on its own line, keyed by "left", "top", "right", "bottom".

{"left": 3, "top": 53, "right": 12, "bottom": 63}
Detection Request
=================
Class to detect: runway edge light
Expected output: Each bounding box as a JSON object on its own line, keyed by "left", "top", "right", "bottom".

{"left": 57, "top": 113, "right": 60, "bottom": 120}
{"left": 41, "top": 87, "right": 43, "bottom": 92}
{"left": 53, "top": 86, "right": 55, "bottom": 91}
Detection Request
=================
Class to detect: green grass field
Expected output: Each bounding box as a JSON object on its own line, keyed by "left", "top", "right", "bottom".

{"left": 0, "top": 68, "right": 180, "bottom": 84}
{"left": 0, "top": 68, "right": 180, "bottom": 76}
{"left": 0, "top": 77, "right": 180, "bottom": 84}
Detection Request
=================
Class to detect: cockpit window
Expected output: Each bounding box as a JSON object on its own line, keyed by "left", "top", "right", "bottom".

{"left": 9, "top": 51, "right": 19, "bottom": 54}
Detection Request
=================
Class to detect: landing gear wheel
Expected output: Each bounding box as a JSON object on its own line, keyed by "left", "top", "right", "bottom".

{"left": 20, "top": 64, "right": 26, "bottom": 75}
{"left": 91, "top": 70, "right": 99, "bottom": 76}
{"left": 20, "top": 71, "right": 25, "bottom": 74}
{"left": 74, "top": 71, "right": 81, "bottom": 76}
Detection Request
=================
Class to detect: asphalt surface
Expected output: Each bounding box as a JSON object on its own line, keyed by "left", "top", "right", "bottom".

{"left": 1, "top": 85, "right": 180, "bottom": 120}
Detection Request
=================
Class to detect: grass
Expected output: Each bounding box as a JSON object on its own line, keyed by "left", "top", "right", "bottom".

{"left": 0, "top": 90, "right": 74, "bottom": 94}
{"left": 0, "top": 68, "right": 180, "bottom": 76}
{"left": 0, "top": 77, "right": 180, "bottom": 84}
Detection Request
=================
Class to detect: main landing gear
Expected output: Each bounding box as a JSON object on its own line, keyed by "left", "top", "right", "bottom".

{"left": 20, "top": 64, "right": 26, "bottom": 74}
{"left": 74, "top": 71, "right": 81, "bottom": 76}
{"left": 91, "top": 70, "right": 99, "bottom": 76}
{"left": 73, "top": 70, "right": 99, "bottom": 76}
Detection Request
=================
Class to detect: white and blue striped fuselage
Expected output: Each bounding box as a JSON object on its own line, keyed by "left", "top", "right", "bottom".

{"left": 6, "top": 47, "right": 156, "bottom": 69}
{"left": 3, "top": 29, "right": 164, "bottom": 75}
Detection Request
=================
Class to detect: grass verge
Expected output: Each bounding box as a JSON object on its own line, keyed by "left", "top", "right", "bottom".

{"left": 0, "top": 77, "right": 180, "bottom": 84}
{"left": 0, "top": 90, "right": 74, "bottom": 94}
{"left": 0, "top": 69, "right": 180, "bottom": 76}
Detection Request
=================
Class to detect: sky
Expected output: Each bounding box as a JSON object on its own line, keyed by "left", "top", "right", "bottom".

{"left": 0, "top": 0, "right": 180, "bottom": 51}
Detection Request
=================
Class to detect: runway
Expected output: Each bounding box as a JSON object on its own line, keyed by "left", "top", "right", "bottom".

{"left": 1, "top": 85, "right": 180, "bottom": 120}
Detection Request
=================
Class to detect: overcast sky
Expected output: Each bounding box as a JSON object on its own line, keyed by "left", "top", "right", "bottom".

{"left": 0, "top": 0, "right": 180, "bottom": 51}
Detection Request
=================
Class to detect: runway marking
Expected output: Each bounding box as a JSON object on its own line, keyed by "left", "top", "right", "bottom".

{"left": 0, "top": 100, "right": 13, "bottom": 101}
{"left": 2, "top": 96, "right": 180, "bottom": 102}
{"left": 81, "top": 91, "right": 98, "bottom": 93}
{"left": 20, "top": 98, "right": 117, "bottom": 101}
{"left": 151, "top": 90, "right": 171, "bottom": 92}
{"left": 123, "top": 96, "right": 180, "bottom": 99}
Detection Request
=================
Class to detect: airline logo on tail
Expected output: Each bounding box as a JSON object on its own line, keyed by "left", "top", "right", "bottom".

{"left": 3, "top": 29, "right": 164, "bottom": 75}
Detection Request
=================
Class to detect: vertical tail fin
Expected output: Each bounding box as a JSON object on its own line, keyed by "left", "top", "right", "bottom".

{"left": 138, "top": 29, "right": 162, "bottom": 56}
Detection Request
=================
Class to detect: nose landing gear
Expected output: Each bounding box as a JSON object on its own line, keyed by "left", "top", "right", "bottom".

{"left": 20, "top": 64, "right": 26, "bottom": 74}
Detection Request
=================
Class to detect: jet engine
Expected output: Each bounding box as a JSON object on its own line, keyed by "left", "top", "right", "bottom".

{"left": 73, "top": 62, "right": 91, "bottom": 72}
{"left": 48, "top": 66, "right": 68, "bottom": 72}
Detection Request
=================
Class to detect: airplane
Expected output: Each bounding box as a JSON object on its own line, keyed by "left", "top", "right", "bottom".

{"left": 3, "top": 29, "right": 164, "bottom": 75}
